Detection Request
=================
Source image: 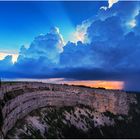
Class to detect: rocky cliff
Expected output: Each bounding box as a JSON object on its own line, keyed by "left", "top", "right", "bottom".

{"left": 0, "top": 82, "right": 137, "bottom": 138}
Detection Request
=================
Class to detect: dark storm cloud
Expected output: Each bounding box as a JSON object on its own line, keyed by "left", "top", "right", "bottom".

{"left": 0, "top": 1, "right": 140, "bottom": 91}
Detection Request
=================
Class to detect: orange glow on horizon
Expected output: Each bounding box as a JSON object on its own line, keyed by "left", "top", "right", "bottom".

{"left": 66, "top": 80, "right": 124, "bottom": 90}
{"left": 12, "top": 78, "right": 124, "bottom": 90}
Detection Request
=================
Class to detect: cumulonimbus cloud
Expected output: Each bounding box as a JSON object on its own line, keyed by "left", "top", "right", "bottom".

{"left": 0, "top": 1, "right": 140, "bottom": 91}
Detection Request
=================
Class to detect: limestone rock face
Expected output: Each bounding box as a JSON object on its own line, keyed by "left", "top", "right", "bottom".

{"left": 6, "top": 104, "right": 140, "bottom": 139}
{"left": 0, "top": 82, "right": 137, "bottom": 138}
{"left": 6, "top": 106, "right": 116, "bottom": 138}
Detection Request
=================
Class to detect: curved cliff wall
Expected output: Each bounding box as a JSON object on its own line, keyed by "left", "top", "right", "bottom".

{"left": 0, "top": 82, "right": 137, "bottom": 138}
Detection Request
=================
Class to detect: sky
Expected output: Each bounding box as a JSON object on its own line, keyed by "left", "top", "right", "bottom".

{"left": 0, "top": 1, "right": 106, "bottom": 51}
{"left": 0, "top": 0, "right": 140, "bottom": 91}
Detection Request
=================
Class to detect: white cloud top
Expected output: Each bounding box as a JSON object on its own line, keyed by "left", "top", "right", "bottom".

{"left": 108, "top": 0, "right": 119, "bottom": 8}
{"left": 100, "top": 0, "right": 119, "bottom": 10}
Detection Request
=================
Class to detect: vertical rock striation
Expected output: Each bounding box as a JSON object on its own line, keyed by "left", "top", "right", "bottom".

{"left": 0, "top": 82, "right": 137, "bottom": 138}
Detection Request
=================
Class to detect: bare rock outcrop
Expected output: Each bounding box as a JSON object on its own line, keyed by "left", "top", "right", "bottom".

{"left": 0, "top": 82, "right": 137, "bottom": 138}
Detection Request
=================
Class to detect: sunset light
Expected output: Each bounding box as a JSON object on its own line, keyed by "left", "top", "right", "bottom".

{"left": 0, "top": 1, "right": 140, "bottom": 139}
{"left": 66, "top": 80, "right": 124, "bottom": 90}
{"left": 0, "top": 52, "right": 18, "bottom": 63}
